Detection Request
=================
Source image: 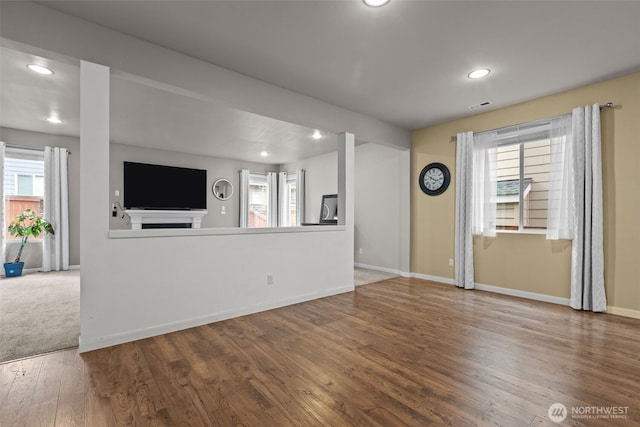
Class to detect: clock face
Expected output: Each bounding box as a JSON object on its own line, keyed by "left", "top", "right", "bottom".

{"left": 423, "top": 168, "right": 444, "bottom": 191}
{"left": 419, "top": 163, "right": 450, "bottom": 196}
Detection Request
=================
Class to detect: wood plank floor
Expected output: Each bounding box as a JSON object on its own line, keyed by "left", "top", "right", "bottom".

{"left": 1, "top": 277, "right": 639, "bottom": 426}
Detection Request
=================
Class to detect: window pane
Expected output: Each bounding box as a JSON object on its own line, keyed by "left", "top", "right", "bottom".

{"left": 522, "top": 139, "right": 550, "bottom": 230}
{"left": 288, "top": 183, "right": 297, "bottom": 226}
{"left": 496, "top": 145, "right": 520, "bottom": 230}
{"left": 34, "top": 175, "right": 45, "bottom": 196}
{"left": 17, "top": 175, "right": 34, "bottom": 195}
{"left": 248, "top": 178, "right": 268, "bottom": 228}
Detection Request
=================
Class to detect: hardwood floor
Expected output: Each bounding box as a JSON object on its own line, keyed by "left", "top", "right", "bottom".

{"left": 1, "top": 277, "right": 639, "bottom": 426}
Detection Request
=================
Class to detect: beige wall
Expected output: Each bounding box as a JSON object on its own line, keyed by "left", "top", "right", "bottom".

{"left": 412, "top": 72, "right": 640, "bottom": 314}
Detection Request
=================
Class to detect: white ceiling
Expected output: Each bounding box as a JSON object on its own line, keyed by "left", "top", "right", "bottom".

{"left": 0, "top": 46, "right": 338, "bottom": 164}
{"left": 0, "top": 47, "right": 81, "bottom": 137}
{"left": 2, "top": 0, "right": 640, "bottom": 162}
{"left": 110, "top": 75, "right": 338, "bottom": 164}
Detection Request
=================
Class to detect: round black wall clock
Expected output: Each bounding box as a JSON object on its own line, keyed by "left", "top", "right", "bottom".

{"left": 419, "top": 162, "right": 450, "bottom": 196}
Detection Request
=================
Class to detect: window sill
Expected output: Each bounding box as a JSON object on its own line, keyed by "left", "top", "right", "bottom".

{"left": 495, "top": 229, "right": 547, "bottom": 236}
{"left": 108, "top": 225, "right": 346, "bottom": 239}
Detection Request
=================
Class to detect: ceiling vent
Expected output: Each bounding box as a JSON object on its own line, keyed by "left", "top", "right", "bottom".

{"left": 468, "top": 101, "right": 492, "bottom": 110}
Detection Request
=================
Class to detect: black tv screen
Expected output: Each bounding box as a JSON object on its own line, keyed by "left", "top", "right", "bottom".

{"left": 124, "top": 161, "right": 207, "bottom": 210}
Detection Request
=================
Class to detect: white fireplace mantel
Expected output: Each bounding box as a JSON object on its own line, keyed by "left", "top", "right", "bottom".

{"left": 125, "top": 210, "right": 207, "bottom": 230}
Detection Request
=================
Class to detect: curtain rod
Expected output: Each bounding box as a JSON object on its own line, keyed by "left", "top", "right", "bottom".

{"left": 5, "top": 144, "right": 72, "bottom": 155}
{"left": 448, "top": 102, "right": 615, "bottom": 143}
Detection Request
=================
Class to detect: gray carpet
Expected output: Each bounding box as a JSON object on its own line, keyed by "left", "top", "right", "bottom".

{"left": 354, "top": 267, "right": 398, "bottom": 286}
{"left": 0, "top": 270, "right": 80, "bottom": 363}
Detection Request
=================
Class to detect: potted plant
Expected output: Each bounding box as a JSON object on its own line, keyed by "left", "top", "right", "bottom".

{"left": 4, "top": 208, "right": 54, "bottom": 277}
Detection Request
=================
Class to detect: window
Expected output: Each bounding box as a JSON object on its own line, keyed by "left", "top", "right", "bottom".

{"left": 3, "top": 148, "right": 45, "bottom": 236}
{"left": 288, "top": 179, "right": 297, "bottom": 225}
{"left": 278, "top": 170, "right": 305, "bottom": 227}
{"left": 473, "top": 118, "right": 565, "bottom": 234}
{"left": 248, "top": 173, "right": 270, "bottom": 228}
{"left": 496, "top": 137, "right": 551, "bottom": 231}
{"left": 240, "top": 169, "right": 305, "bottom": 228}
{"left": 17, "top": 174, "right": 45, "bottom": 196}
{"left": 283, "top": 174, "right": 297, "bottom": 226}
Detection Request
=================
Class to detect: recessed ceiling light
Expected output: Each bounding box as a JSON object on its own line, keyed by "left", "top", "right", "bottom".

{"left": 468, "top": 68, "right": 491, "bottom": 79}
{"left": 312, "top": 130, "right": 322, "bottom": 140}
{"left": 260, "top": 151, "right": 268, "bottom": 157}
{"left": 46, "top": 116, "right": 63, "bottom": 124}
{"left": 363, "top": 0, "right": 390, "bottom": 7}
{"left": 27, "top": 64, "right": 54, "bottom": 75}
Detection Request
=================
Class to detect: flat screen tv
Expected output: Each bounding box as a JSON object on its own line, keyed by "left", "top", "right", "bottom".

{"left": 124, "top": 161, "right": 207, "bottom": 210}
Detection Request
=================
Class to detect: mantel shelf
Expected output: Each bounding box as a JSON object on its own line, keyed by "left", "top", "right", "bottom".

{"left": 124, "top": 209, "right": 207, "bottom": 230}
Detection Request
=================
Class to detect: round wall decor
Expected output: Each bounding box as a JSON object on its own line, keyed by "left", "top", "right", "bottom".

{"left": 419, "top": 162, "right": 450, "bottom": 196}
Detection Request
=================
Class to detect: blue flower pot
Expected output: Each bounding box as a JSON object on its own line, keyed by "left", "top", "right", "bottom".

{"left": 4, "top": 262, "right": 25, "bottom": 277}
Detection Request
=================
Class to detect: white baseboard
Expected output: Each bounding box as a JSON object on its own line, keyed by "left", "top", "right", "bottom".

{"left": 409, "top": 272, "right": 455, "bottom": 285}
{"left": 354, "top": 262, "right": 411, "bottom": 278}
{"left": 606, "top": 306, "right": 640, "bottom": 320}
{"left": 78, "top": 284, "right": 353, "bottom": 353}
{"left": 409, "top": 273, "right": 569, "bottom": 306}
{"left": 474, "top": 282, "right": 570, "bottom": 306}
{"left": 412, "top": 274, "right": 640, "bottom": 319}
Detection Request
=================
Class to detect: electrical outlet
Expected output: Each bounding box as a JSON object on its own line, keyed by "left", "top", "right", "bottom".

{"left": 115, "top": 190, "right": 120, "bottom": 197}
{"left": 449, "top": 258, "right": 454, "bottom": 267}
{"left": 267, "top": 274, "right": 273, "bottom": 285}
{"left": 358, "top": 248, "right": 363, "bottom": 254}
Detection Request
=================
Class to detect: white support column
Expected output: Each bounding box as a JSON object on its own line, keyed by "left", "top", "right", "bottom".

{"left": 80, "top": 60, "right": 110, "bottom": 346}
{"left": 338, "top": 132, "right": 355, "bottom": 287}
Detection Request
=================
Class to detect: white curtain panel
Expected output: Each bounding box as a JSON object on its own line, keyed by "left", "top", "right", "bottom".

{"left": 472, "top": 130, "right": 498, "bottom": 237}
{"left": 296, "top": 169, "right": 305, "bottom": 226}
{"left": 0, "top": 142, "right": 5, "bottom": 265}
{"left": 454, "top": 131, "right": 475, "bottom": 289}
{"left": 546, "top": 114, "right": 574, "bottom": 240}
{"left": 239, "top": 169, "right": 249, "bottom": 228}
{"left": 570, "top": 105, "right": 606, "bottom": 311}
{"left": 267, "top": 172, "right": 278, "bottom": 228}
{"left": 278, "top": 172, "right": 289, "bottom": 227}
{"left": 42, "top": 146, "right": 69, "bottom": 272}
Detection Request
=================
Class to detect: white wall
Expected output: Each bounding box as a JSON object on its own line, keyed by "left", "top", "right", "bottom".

{"left": 0, "top": 127, "right": 81, "bottom": 267}
{"left": 354, "top": 143, "right": 410, "bottom": 274}
{"left": 80, "top": 61, "right": 355, "bottom": 352}
{"left": 109, "top": 142, "right": 274, "bottom": 229}
{"left": 283, "top": 143, "right": 411, "bottom": 274}
{"left": 281, "top": 151, "right": 338, "bottom": 224}
{"left": 85, "top": 229, "right": 354, "bottom": 350}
